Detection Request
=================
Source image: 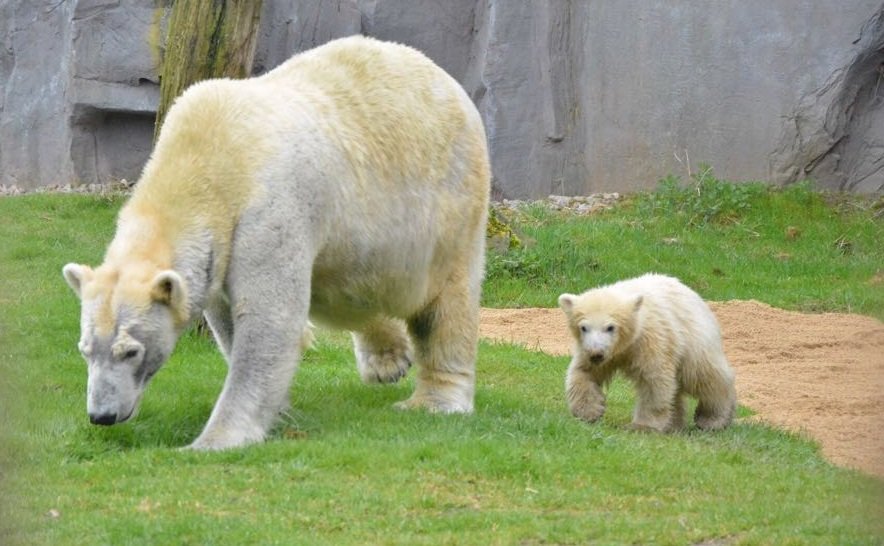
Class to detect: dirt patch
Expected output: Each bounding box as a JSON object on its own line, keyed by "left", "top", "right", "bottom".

{"left": 480, "top": 301, "right": 884, "bottom": 478}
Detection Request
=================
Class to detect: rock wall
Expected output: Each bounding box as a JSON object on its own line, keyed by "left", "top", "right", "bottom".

{"left": 1, "top": 0, "right": 163, "bottom": 191}
{"left": 2, "top": 0, "right": 882, "bottom": 196}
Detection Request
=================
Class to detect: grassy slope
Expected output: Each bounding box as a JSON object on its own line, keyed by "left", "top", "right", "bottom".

{"left": 1, "top": 190, "right": 882, "bottom": 545}
{"left": 484, "top": 180, "right": 883, "bottom": 318}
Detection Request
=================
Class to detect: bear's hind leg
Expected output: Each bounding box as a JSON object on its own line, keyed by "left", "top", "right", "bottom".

{"left": 694, "top": 378, "right": 736, "bottom": 431}
{"left": 690, "top": 354, "right": 736, "bottom": 431}
{"left": 694, "top": 399, "right": 734, "bottom": 431}
{"left": 399, "top": 274, "right": 478, "bottom": 413}
{"left": 352, "top": 316, "right": 413, "bottom": 384}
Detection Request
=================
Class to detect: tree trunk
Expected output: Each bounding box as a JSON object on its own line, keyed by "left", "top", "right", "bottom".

{"left": 154, "top": 0, "right": 263, "bottom": 140}
{"left": 154, "top": 1, "right": 263, "bottom": 337}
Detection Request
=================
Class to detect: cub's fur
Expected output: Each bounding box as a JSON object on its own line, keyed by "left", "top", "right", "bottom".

{"left": 63, "top": 36, "right": 490, "bottom": 450}
{"left": 558, "top": 274, "right": 736, "bottom": 432}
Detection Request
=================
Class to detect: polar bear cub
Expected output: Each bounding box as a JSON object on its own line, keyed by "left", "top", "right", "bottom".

{"left": 558, "top": 274, "right": 736, "bottom": 432}
{"left": 62, "top": 36, "right": 490, "bottom": 450}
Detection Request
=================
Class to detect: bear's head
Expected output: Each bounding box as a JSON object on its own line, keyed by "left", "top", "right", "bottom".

{"left": 558, "top": 288, "right": 643, "bottom": 366}
{"left": 62, "top": 263, "right": 189, "bottom": 426}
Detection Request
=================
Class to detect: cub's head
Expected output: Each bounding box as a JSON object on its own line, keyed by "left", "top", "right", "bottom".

{"left": 62, "top": 263, "right": 189, "bottom": 426}
{"left": 558, "top": 288, "right": 643, "bottom": 365}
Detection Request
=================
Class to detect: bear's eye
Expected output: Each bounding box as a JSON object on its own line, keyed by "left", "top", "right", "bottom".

{"left": 605, "top": 325, "right": 616, "bottom": 333}
{"left": 579, "top": 325, "right": 589, "bottom": 333}
{"left": 114, "top": 347, "right": 141, "bottom": 361}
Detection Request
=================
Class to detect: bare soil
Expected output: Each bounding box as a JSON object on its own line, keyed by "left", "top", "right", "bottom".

{"left": 479, "top": 301, "right": 884, "bottom": 478}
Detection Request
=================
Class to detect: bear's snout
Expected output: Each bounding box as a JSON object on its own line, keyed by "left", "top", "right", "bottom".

{"left": 89, "top": 412, "right": 118, "bottom": 426}
{"left": 588, "top": 352, "right": 606, "bottom": 365}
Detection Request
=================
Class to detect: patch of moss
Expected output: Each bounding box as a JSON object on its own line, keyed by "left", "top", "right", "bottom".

{"left": 486, "top": 207, "right": 522, "bottom": 251}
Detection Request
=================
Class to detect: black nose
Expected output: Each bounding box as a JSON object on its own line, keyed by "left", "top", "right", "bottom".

{"left": 589, "top": 353, "right": 605, "bottom": 364}
{"left": 89, "top": 413, "right": 117, "bottom": 426}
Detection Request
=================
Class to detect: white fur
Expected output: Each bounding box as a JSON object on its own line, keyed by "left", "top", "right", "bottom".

{"left": 63, "top": 36, "right": 490, "bottom": 449}
{"left": 559, "top": 274, "right": 736, "bottom": 432}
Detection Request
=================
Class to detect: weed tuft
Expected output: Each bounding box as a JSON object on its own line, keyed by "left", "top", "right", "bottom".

{"left": 639, "top": 165, "right": 767, "bottom": 227}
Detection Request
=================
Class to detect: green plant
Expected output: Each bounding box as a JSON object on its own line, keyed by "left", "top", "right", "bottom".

{"left": 641, "top": 166, "right": 767, "bottom": 227}
{"left": 485, "top": 247, "right": 544, "bottom": 281}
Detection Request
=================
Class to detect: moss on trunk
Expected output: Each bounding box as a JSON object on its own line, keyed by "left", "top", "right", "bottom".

{"left": 154, "top": 0, "right": 263, "bottom": 140}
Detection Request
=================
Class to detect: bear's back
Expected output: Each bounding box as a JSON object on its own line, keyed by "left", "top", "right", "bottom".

{"left": 258, "top": 36, "right": 480, "bottom": 185}
{"left": 623, "top": 274, "right": 722, "bottom": 350}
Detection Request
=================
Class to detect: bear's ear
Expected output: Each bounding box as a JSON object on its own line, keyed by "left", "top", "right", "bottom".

{"left": 558, "top": 293, "right": 576, "bottom": 314}
{"left": 632, "top": 295, "right": 644, "bottom": 312}
{"left": 62, "top": 263, "right": 93, "bottom": 299}
{"left": 150, "top": 270, "right": 188, "bottom": 319}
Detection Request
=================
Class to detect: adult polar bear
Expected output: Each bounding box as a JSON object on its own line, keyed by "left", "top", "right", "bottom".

{"left": 62, "top": 36, "right": 491, "bottom": 450}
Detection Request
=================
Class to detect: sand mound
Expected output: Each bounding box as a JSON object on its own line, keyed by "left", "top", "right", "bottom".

{"left": 479, "top": 301, "right": 884, "bottom": 477}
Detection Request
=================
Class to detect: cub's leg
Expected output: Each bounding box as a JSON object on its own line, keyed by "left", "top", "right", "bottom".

{"left": 669, "top": 391, "right": 686, "bottom": 431}
{"left": 398, "top": 271, "right": 478, "bottom": 413}
{"left": 352, "top": 316, "right": 413, "bottom": 384}
{"left": 630, "top": 362, "right": 680, "bottom": 432}
{"left": 695, "top": 395, "right": 735, "bottom": 430}
{"left": 693, "top": 356, "right": 737, "bottom": 430}
{"left": 566, "top": 362, "right": 613, "bottom": 423}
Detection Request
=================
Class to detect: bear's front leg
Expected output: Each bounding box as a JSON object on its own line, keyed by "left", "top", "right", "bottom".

{"left": 566, "top": 360, "right": 608, "bottom": 423}
{"left": 188, "top": 307, "right": 306, "bottom": 450}
{"left": 187, "top": 251, "right": 310, "bottom": 450}
{"left": 204, "top": 294, "right": 234, "bottom": 362}
{"left": 630, "top": 365, "right": 679, "bottom": 433}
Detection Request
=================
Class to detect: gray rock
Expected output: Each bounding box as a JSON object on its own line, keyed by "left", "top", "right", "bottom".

{"left": 2, "top": 1, "right": 882, "bottom": 196}
{"left": 769, "top": 6, "right": 884, "bottom": 193}
{"left": 253, "top": 0, "right": 361, "bottom": 74}
{"left": 1, "top": 1, "right": 78, "bottom": 189}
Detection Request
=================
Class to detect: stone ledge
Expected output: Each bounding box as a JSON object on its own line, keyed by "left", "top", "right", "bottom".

{"left": 71, "top": 77, "right": 159, "bottom": 116}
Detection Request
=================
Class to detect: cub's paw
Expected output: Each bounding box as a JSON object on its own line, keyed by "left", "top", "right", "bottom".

{"left": 694, "top": 400, "right": 735, "bottom": 431}
{"left": 694, "top": 414, "right": 733, "bottom": 431}
{"left": 569, "top": 399, "right": 606, "bottom": 423}
{"left": 627, "top": 421, "right": 668, "bottom": 433}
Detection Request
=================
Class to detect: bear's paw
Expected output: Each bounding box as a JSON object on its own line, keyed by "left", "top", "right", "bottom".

{"left": 357, "top": 348, "right": 413, "bottom": 385}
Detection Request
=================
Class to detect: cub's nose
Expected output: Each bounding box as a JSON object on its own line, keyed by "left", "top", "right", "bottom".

{"left": 589, "top": 353, "right": 605, "bottom": 364}
{"left": 89, "top": 412, "right": 117, "bottom": 426}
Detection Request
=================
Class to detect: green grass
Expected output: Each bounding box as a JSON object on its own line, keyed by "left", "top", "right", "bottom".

{"left": 1, "top": 186, "right": 882, "bottom": 545}
{"left": 484, "top": 175, "right": 883, "bottom": 319}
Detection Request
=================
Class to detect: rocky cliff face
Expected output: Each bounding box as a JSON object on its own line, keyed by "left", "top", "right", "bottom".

{"left": 2, "top": 0, "right": 882, "bottom": 196}
{"left": 769, "top": 6, "right": 884, "bottom": 192}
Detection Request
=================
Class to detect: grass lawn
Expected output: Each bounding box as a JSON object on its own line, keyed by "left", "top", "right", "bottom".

{"left": 485, "top": 177, "right": 883, "bottom": 318}
{"left": 1, "top": 181, "right": 882, "bottom": 545}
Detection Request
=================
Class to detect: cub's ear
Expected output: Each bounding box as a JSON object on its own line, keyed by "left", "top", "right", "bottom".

{"left": 632, "top": 295, "right": 644, "bottom": 312}
{"left": 558, "top": 293, "right": 576, "bottom": 313}
{"left": 150, "top": 270, "right": 188, "bottom": 318}
{"left": 62, "top": 263, "right": 93, "bottom": 298}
